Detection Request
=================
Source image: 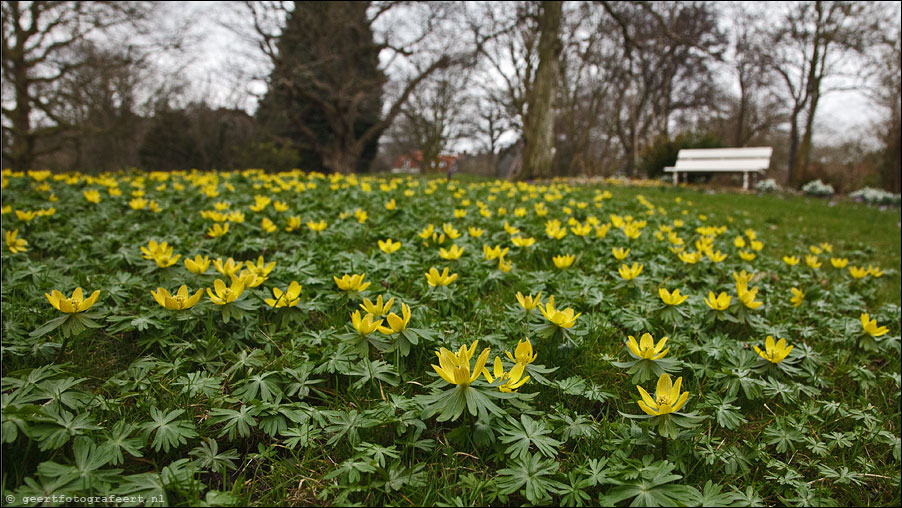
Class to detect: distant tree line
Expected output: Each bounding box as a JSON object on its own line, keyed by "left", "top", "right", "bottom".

{"left": 2, "top": 1, "right": 899, "bottom": 192}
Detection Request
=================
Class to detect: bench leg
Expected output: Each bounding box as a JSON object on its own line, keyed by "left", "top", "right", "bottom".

{"left": 673, "top": 172, "right": 678, "bottom": 185}
{"left": 743, "top": 172, "right": 748, "bottom": 190}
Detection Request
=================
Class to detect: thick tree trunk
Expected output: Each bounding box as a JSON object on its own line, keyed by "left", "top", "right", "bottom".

{"left": 521, "top": 1, "right": 562, "bottom": 181}
{"left": 786, "top": 112, "right": 801, "bottom": 188}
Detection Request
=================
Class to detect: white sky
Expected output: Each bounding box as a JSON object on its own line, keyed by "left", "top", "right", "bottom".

{"left": 161, "top": 1, "right": 891, "bottom": 148}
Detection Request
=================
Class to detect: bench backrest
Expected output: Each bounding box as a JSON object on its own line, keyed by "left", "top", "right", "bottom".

{"left": 670, "top": 147, "right": 772, "bottom": 172}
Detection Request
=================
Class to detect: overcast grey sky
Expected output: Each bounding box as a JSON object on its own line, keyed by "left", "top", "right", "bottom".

{"left": 164, "top": 1, "right": 892, "bottom": 149}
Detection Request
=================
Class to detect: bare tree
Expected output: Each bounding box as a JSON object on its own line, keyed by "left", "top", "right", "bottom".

{"left": 768, "top": 1, "right": 882, "bottom": 187}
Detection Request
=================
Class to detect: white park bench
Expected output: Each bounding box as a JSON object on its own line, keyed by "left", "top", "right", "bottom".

{"left": 664, "top": 147, "right": 773, "bottom": 190}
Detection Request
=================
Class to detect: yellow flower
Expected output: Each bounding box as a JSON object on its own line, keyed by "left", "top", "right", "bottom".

{"left": 439, "top": 244, "right": 465, "bottom": 260}
{"left": 483, "top": 357, "right": 530, "bottom": 392}
{"left": 505, "top": 338, "right": 538, "bottom": 365}
{"left": 83, "top": 189, "right": 101, "bottom": 203}
{"left": 207, "top": 278, "right": 246, "bottom": 305}
{"left": 819, "top": 242, "right": 833, "bottom": 253}
{"left": 207, "top": 223, "right": 229, "bottom": 238}
{"left": 261, "top": 217, "right": 277, "bottom": 233}
{"left": 453, "top": 208, "right": 466, "bottom": 218}
{"left": 378, "top": 238, "right": 401, "bottom": 254}
{"left": 659, "top": 288, "right": 688, "bottom": 306}
{"left": 636, "top": 373, "right": 689, "bottom": 416}
{"left": 783, "top": 255, "right": 800, "bottom": 266}
{"left": 264, "top": 281, "right": 303, "bottom": 308}
{"left": 152, "top": 285, "right": 203, "bottom": 311}
{"left": 830, "top": 257, "right": 848, "bottom": 269}
{"left": 425, "top": 267, "right": 458, "bottom": 287}
{"left": 45, "top": 288, "right": 101, "bottom": 313}
{"left": 622, "top": 223, "right": 642, "bottom": 240}
{"left": 704, "top": 291, "right": 731, "bottom": 311}
{"left": 612, "top": 247, "right": 629, "bottom": 260}
{"left": 418, "top": 224, "right": 435, "bottom": 239}
{"left": 246, "top": 256, "right": 276, "bottom": 278}
{"left": 516, "top": 291, "right": 542, "bottom": 311}
{"left": 273, "top": 201, "right": 288, "bottom": 212}
{"left": 809, "top": 245, "right": 823, "bottom": 255}
{"left": 627, "top": 333, "right": 669, "bottom": 360}
{"left": 511, "top": 236, "right": 535, "bottom": 247}
{"left": 354, "top": 208, "right": 368, "bottom": 224}
{"left": 381, "top": 303, "right": 412, "bottom": 334}
{"left": 334, "top": 273, "right": 371, "bottom": 292}
{"left": 678, "top": 251, "right": 702, "bottom": 264}
{"left": 539, "top": 295, "right": 580, "bottom": 328}
{"left": 618, "top": 262, "right": 644, "bottom": 280}
{"left": 732, "top": 270, "right": 754, "bottom": 290}
{"left": 754, "top": 336, "right": 793, "bottom": 364}
{"left": 805, "top": 254, "right": 821, "bottom": 269}
{"left": 866, "top": 265, "right": 884, "bottom": 277}
{"left": 442, "top": 223, "right": 461, "bottom": 239}
{"left": 184, "top": 255, "right": 210, "bottom": 274}
{"left": 431, "top": 340, "right": 491, "bottom": 387}
{"left": 498, "top": 256, "right": 512, "bottom": 273}
{"left": 306, "top": 220, "right": 327, "bottom": 232}
{"left": 738, "top": 286, "right": 763, "bottom": 310}
{"left": 738, "top": 250, "right": 756, "bottom": 261}
{"left": 360, "top": 295, "right": 395, "bottom": 316}
{"left": 6, "top": 229, "right": 27, "bottom": 253}
{"left": 552, "top": 254, "right": 575, "bottom": 269}
{"left": 468, "top": 226, "right": 484, "bottom": 238}
{"left": 504, "top": 221, "right": 520, "bottom": 235}
{"left": 750, "top": 240, "right": 764, "bottom": 251}
{"left": 733, "top": 236, "right": 746, "bottom": 248}
{"left": 285, "top": 216, "right": 302, "bottom": 232}
{"left": 213, "top": 257, "right": 242, "bottom": 277}
{"left": 350, "top": 310, "right": 388, "bottom": 335}
{"left": 595, "top": 223, "right": 611, "bottom": 238}
{"left": 848, "top": 266, "right": 868, "bottom": 279}
{"left": 790, "top": 287, "right": 804, "bottom": 307}
{"left": 706, "top": 250, "right": 727, "bottom": 263}
{"left": 570, "top": 222, "right": 592, "bottom": 236}
{"left": 483, "top": 244, "right": 508, "bottom": 261}
{"left": 129, "top": 197, "right": 148, "bottom": 210}
{"left": 140, "top": 240, "right": 180, "bottom": 268}
{"left": 860, "top": 313, "right": 889, "bottom": 337}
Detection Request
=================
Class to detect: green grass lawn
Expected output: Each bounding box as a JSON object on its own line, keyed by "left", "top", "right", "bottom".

{"left": 2, "top": 170, "right": 899, "bottom": 507}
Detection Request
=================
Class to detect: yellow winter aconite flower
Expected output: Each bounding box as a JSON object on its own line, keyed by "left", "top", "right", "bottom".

{"left": 207, "top": 278, "right": 246, "bottom": 305}
{"left": 738, "top": 286, "right": 763, "bottom": 310}
{"left": 738, "top": 250, "right": 756, "bottom": 261}
{"left": 183, "top": 255, "right": 210, "bottom": 274}
{"left": 516, "top": 291, "right": 543, "bottom": 311}
{"left": 706, "top": 250, "right": 727, "bottom": 263}
{"left": 783, "top": 255, "right": 800, "bottom": 266}
{"left": 152, "top": 285, "right": 203, "bottom": 311}
{"left": 350, "top": 310, "right": 387, "bottom": 335}
{"left": 678, "top": 251, "right": 702, "bottom": 264}
{"left": 733, "top": 236, "right": 746, "bottom": 248}
{"left": 539, "top": 295, "right": 581, "bottom": 328}
{"left": 636, "top": 373, "right": 689, "bottom": 416}
{"left": 595, "top": 223, "right": 611, "bottom": 238}
{"left": 659, "top": 288, "right": 688, "bottom": 306}
{"left": 141, "top": 240, "right": 180, "bottom": 268}
{"left": 285, "top": 216, "right": 302, "bottom": 232}
{"left": 261, "top": 217, "right": 277, "bottom": 233}
{"left": 498, "top": 256, "right": 512, "bottom": 273}
{"left": 483, "top": 244, "right": 508, "bottom": 261}
{"left": 790, "top": 287, "right": 805, "bottom": 307}
{"left": 381, "top": 303, "right": 412, "bottom": 334}
{"left": 439, "top": 244, "right": 465, "bottom": 260}
{"left": 627, "top": 333, "right": 669, "bottom": 360}
{"left": 819, "top": 242, "right": 833, "bottom": 253}
{"left": 207, "top": 223, "right": 229, "bottom": 238}
{"left": 860, "top": 313, "right": 889, "bottom": 337}
{"left": 612, "top": 247, "right": 630, "bottom": 260}
{"left": 212, "top": 257, "right": 241, "bottom": 277}
{"left": 468, "top": 226, "right": 484, "bottom": 238}
{"left": 378, "top": 238, "right": 401, "bottom": 254}
{"left": 442, "top": 223, "right": 461, "bottom": 239}
{"left": 704, "top": 291, "right": 731, "bottom": 311}
{"left": 453, "top": 208, "right": 466, "bottom": 218}
{"left": 830, "top": 257, "right": 848, "bottom": 269}
{"left": 866, "top": 265, "right": 884, "bottom": 277}
{"left": 570, "top": 222, "right": 592, "bottom": 236}
{"left": 732, "top": 270, "right": 754, "bottom": 291}
{"left": 848, "top": 266, "right": 868, "bottom": 279}
{"left": 273, "top": 200, "right": 288, "bottom": 212}
{"left": 354, "top": 208, "right": 368, "bottom": 223}
{"left": 754, "top": 336, "right": 793, "bottom": 364}
{"left": 6, "top": 229, "right": 27, "bottom": 253}
{"left": 264, "top": 281, "right": 302, "bottom": 308}
{"left": 129, "top": 197, "right": 148, "bottom": 210}
{"left": 809, "top": 245, "right": 823, "bottom": 255}
{"left": 306, "top": 220, "right": 327, "bottom": 232}
{"left": 505, "top": 338, "right": 538, "bottom": 365}
{"left": 45, "top": 288, "right": 101, "bottom": 313}
{"left": 425, "top": 267, "right": 458, "bottom": 287}
{"left": 552, "top": 254, "right": 575, "bottom": 269}
{"left": 83, "top": 189, "right": 101, "bottom": 203}
{"left": 504, "top": 221, "right": 520, "bottom": 235}
{"left": 246, "top": 256, "right": 275, "bottom": 278}
{"left": 360, "top": 295, "right": 394, "bottom": 316}
{"left": 334, "top": 273, "right": 371, "bottom": 292}
{"left": 618, "top": 262, "right": 644, "bottom": 280}
{"left": 484, "top": 357, "right": 530, "bottom": 392}
{"left": 431, "top": 340, "right": 491, "bottom": 387}
{"left": 805, "top": 254, "right": 821, "bottom": 269}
